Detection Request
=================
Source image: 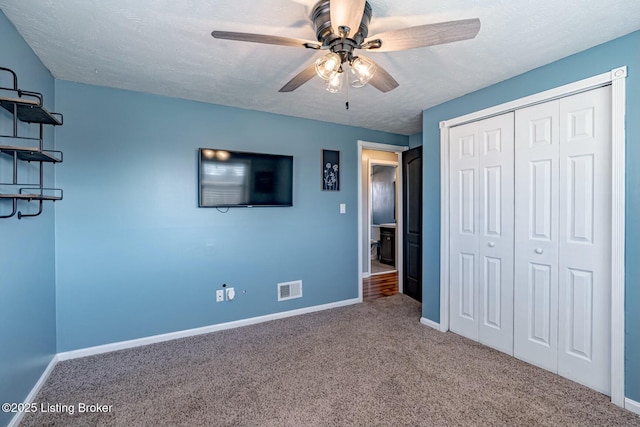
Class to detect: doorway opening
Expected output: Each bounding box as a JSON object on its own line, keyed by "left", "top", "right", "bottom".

{"left": 369, "top": 161, "right": 398, "bottom": 276}
{"left": 357, "top": 141, "right": 408, "bottom": 302}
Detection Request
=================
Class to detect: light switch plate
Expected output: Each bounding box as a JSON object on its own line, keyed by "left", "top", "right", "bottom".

{"left": 340, "top": 203, "right": 346, "bottom": 214}
{"left": 216, "top": 290, "right": 224, "bottom": 302}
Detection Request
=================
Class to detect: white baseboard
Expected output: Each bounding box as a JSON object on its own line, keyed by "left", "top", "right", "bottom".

{"left": 8, "top": 355, "right": 58, "bottom": 427}
{"left": 626, "top": 397, "right": 640, "bottom": 416}
{"left": 58, "top": 298, "right": 361, "bottom": 361}
{"left": 9, "top": 299, "right": 361, "bottom": 425}
{"left": 420, "top": 317, "right": 441, "bottom": 331}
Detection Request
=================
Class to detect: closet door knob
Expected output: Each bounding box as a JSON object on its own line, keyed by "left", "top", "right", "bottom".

{"left": 488, "top": 242, "right": 495, "bottom": 248}
{"left": 535, "top": 248, "right": 543, "bottom": 254}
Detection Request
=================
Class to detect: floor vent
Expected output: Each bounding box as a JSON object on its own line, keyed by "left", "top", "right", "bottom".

{"left": 278, "top": 280, "right": 302, "bottom": 301}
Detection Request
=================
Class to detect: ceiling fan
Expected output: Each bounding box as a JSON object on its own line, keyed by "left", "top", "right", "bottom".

{"left": 211, "top": 0, "right": 480, "bottom": 95}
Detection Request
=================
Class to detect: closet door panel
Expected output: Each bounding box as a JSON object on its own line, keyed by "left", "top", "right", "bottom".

{"left": 557, "top": 86, "right": 611, "bottom": 394}
{"left": 477, "top": 113, "right": 514, "bottom": 355}
{"left": 449, "top": 113, "right": 514, "bottom": 354}
{"left": 514, "top": 101, "right": 560, "bottom": 372}
{"left": 449, "top": 124, "right": 480, "bottom": 340}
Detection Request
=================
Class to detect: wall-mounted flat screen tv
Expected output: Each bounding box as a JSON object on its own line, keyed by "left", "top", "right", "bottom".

{"left": 198, "top": 148, "right": 293, "bottom": 207}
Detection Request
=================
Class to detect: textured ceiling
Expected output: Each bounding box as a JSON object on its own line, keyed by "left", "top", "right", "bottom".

{"left": 0, "top": 0, "right": 638, "bottom": 135}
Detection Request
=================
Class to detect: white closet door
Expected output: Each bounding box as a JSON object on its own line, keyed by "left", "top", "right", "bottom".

{"left": 450, "top": 113, "right": 514, "bottom": 354}
{"left": 477, "top": 114, "right": 515, "bottom": 354}
{"left": 514, "top": 102, "right": 560, "bottom": 372}
{"left": 557, "top": 86, "right": 611, "bottom": 394}
{"left": 450, "top": 122, "right": 481, "bottom": 341}
{"left": 514, "top": 86, "right": 611, "bottom": 392}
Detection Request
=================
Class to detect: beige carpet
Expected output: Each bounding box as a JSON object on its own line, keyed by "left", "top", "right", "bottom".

{"left": 21, "top": 295, "right": 639, "bottom": 426}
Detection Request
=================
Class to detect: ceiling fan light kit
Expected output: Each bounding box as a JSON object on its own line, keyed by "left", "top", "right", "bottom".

{"left": 211, "top": 0, "right": 480, "bottom": 98}
{"left": 315, "top": 52, "right": 342, "bottom": 81}
{"left": 325, "top": 71, "right": 344, "bottom": 93}
{"left": 350, "top": 55, "right": 377, "bottom": 87}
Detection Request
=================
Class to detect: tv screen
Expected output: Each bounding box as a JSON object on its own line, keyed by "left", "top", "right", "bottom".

{"left": 198, "top": 148, "right": 293, "bottom": 207}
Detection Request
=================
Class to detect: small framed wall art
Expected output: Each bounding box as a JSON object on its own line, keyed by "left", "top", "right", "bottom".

{"left": 321, "top": 149, "right": 340, "bottom": 191}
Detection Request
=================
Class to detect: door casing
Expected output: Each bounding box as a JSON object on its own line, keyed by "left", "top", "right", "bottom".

{"left": 357, "top": 141, "right": 408, "bottom": 300}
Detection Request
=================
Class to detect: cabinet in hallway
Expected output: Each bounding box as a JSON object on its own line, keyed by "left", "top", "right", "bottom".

{"left": 379, "top": 226, "right": 395, "bottom": 266}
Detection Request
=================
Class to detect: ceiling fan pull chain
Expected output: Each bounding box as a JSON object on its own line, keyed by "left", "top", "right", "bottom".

{"left": 345, "top": 63, "right": 350, "bottom": 110}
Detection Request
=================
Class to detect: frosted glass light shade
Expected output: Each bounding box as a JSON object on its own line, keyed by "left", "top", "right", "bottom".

{"left": 315, "top": 53, "right": 341, "bottom": 81}
{"left": 350, "top": 56, "right": 377, "bottom": 87}
{"left": 325, "top": 71, "right": 343, "bottom": 93}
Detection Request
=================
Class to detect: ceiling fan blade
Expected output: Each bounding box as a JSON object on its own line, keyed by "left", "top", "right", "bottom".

{"left": 279, "top": 62, "right": 318, "bottom": 93}
{"left": 367, "top": 60, "right": 399, "bottom": 93}
{"left": 363, "top": 18, "right": 480, "bottom": 52}
{"left": 212, "top": 31, "right": 321, "bottom": 49}
{"left": 330, "top": 0, "right": 366, "bottom": 38}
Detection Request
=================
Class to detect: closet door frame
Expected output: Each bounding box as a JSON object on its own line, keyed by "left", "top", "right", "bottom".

{"left": 439, "top": 67, "right": 627, "bottom": 407}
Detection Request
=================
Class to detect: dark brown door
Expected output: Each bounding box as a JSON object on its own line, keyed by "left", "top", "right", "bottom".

{"left": 403, "top": 146, "right": 422, "bottom": 302}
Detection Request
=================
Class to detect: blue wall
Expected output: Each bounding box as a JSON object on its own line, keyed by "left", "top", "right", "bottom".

{"left": 409, "top": 132, "right": 423, "bottom": 148}
{"left": 421, "top": 31, "right": 640, "bottom": 400}
{"left": 53, "top": 81, "right": 407, "bottom": 351}
{"left": 0, "top": 11, "right": 57, "bottom": 427}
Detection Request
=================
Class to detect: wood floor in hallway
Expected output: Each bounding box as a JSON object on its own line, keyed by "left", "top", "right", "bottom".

{"left": 363, "top": 272, "right": 398, "bottom": 302}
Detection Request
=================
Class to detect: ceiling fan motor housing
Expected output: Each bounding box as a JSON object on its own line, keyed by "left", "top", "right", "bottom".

{"left": 311, "top": 0, "right": 372, "bottom": 48}
{"left": 211, "top": 1, "right": 479, "bottom": 94}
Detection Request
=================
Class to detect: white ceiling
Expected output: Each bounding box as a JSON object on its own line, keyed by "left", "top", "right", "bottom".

{"left": 1, "top": 0, "right": 638, "bottom": 135}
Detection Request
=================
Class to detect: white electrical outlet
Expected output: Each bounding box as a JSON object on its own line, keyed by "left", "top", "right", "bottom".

{"left": 226, "top": 287, "right": 236, "bottom": 301}
{"left": 216, "top": 290, "right": 224, "bottom": 302}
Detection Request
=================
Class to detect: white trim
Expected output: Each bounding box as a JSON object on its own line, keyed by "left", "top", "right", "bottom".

{"left": 625, "top": 398, "right": 640, "bottom": 416}
{"left": 610, "top": 66, "right": 627, "bottom": 408}
{"left": 439, "top": 67, "right": 626, "bottom": 406}
{"left": 439, "top": 121, "right": 450, "bottom": 333}
{"left": 420, "top": 317, "right": 441, "bottom": 331}
{"left": 358, "top": 141, "right": 364, "bottom": 301}
{"left": 357, "top": 140, "right": 409, "bottom": 301}
{"left": 441, "top": 70, "right": 615, "bottom": 128}
{"left": 58, "top": 298, "right": 360, "bottom": 361}
{"left": 367, "top": 157, "right": 373, "bottom": 276}
{"left": 8, "top": 355, "right": 58, "bottom": 427}
{"left": 396, "top": 149, "right": 405, "bottom": 295}
{"left": 360, "top": 141, "right": 407, "bottom": 152}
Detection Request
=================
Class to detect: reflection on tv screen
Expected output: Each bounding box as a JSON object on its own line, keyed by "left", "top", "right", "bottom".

{"left": 199, "top": 149, "right": 293, "bottom": 207}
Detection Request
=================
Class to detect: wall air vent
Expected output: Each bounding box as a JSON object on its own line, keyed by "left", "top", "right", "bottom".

{"left": 277, "top": 280, "right": 302, "bottom": 301}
